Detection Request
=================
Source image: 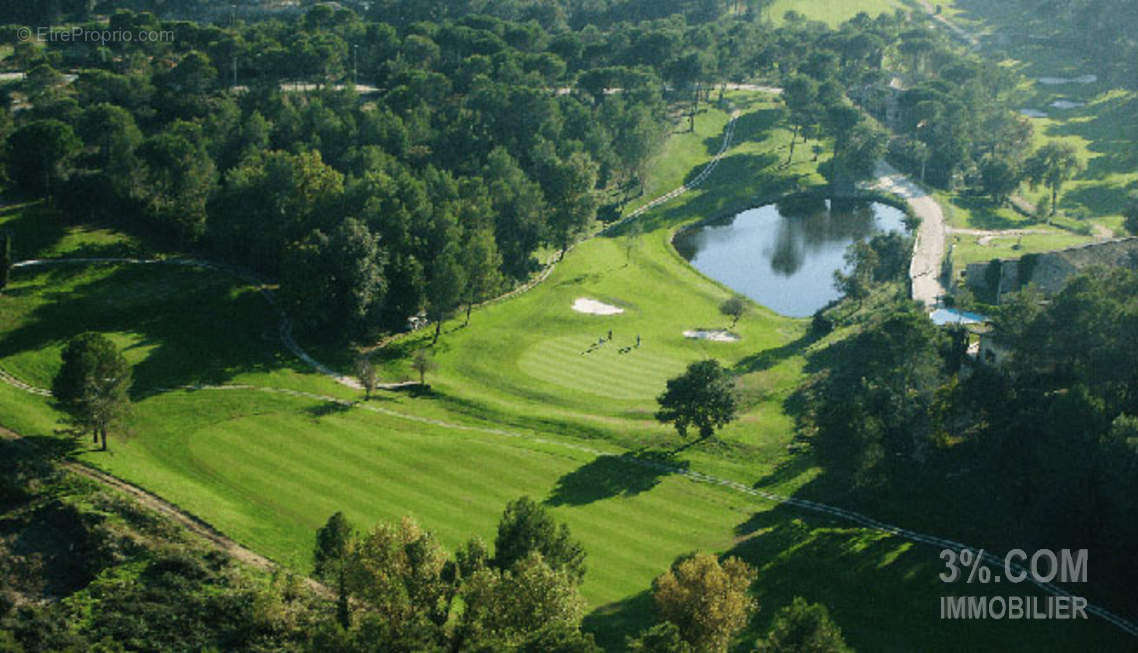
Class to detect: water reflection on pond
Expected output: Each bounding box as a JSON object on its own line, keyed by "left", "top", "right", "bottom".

{"left": 674, "top": 196, "right": 909, "bottom": 317}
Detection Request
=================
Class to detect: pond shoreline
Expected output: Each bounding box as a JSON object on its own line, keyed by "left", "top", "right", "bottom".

{"left": 672, "top": 194, "right": 911, "bottom": 318}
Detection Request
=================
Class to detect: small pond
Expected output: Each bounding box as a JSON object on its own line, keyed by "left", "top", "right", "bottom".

{"left": 674, "top": 197, "right": 909, "bottom": 317}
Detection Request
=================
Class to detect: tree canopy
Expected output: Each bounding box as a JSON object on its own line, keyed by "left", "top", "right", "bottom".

{"left": 51, "top": 332, "right": 132, "bottom": 450}
{"left": 655, "top": 359, "right": 739, "bottom": 440}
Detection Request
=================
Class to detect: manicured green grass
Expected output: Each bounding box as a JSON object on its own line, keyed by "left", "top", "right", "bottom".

{"left": 5, "top": 380, "right": 1130, "bottom": 652}
{"left": 941, "top": 0, "right": 1138, "bottom": 233}
{"left": 0, "top": 201, "right": 152, "bottom": 259}
{"left": 398, "top": 92, "right": 818, "bottom": 466}
{"left": 80, "top": 389, "right": 755, "bottom": 604}
{"left": 1, "top": 88, "right": 1133, "bottom": 650}
{"left": 948, "top": 230, "right": 1093, "bottom": 274}
{"left": 938, "top": 192, "right": 1036, "bottom": 231}
{"left": 766, "top": 0, "right": 905, "bottom": 25}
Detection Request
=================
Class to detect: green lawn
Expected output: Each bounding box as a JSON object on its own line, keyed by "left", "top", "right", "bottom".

{"left": 2, "top": 381, "right": 1127, "bottom": 651}
{"left": 766, "top": 0, "right": 905, "bottom": 25}
{"left": 0, "top": 200, "right": 152, "bottom": 260}
{"left": 376, "top": 92, "right": 823, "bottom": 486}
{"left": 1, "top": 88, "right": 1134, "bottom": 650}
{"left": 939, "top": 0, "right": 1138, "bottom": 234}
{"left": 950, "top": 231, "right": 1092, "bottom": 267}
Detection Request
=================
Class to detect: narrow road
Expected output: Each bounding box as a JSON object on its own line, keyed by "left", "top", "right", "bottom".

{"left": 872, "top": 162, "right": 948, "bottom": 306}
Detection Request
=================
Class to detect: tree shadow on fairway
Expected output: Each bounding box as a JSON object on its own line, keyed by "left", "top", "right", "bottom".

{"left": 722, "top": 507, "right": 958, "bottom": 651}
{"left": 733, "top": 331, "right": 820, "bottom": 375}
{"left": 0, "top": 201, "right": 67, "bottom": 258}
{"left": 701, "top": 106, "right": 784, "bottom": 156}
{"left": 582, "top": 589, "right": 656, "bottom": 651}
{"left": 545, "top": 450, "right": 689, "bottom": 507}
{"left": 305, "top": 400, "right": 354, "bottom": 419}
{"left": 751, "top": 452, "right": 818, "bottom": 491}
{"left": 0, "top": 264, "right": 297, "bottom": 398}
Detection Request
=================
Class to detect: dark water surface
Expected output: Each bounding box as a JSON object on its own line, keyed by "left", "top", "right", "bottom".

{"left": 674, "top": 197, "right": 909, "bottom": 317}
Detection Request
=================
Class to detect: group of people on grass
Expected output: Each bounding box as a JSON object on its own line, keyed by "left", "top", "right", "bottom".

{"left": 582, "top": 329, "right": 640, "bottom": 355}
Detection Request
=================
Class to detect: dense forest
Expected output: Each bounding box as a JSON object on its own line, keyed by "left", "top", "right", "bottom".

{"left": 0, "top": 0, "right": 1034, "bottom": 342}
{"left": 806, "top": 267, "right": 1138, "bottom": 615}
{"left": 4, "top": 0, "right": 1135, "bottom": 648}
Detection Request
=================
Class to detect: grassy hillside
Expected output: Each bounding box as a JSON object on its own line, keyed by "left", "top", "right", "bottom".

{"left": 1, "top": 90, "right": 1133, "bottom": 650}
{"left": 934, "top": 0, "right": 1138, "bottom": 234}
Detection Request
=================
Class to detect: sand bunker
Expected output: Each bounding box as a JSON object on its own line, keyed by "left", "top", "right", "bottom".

{"left": 683, "top": 329, "right": 740, "bottom": 342}
{"left": 572, "top": 298, "right": 624, "bottom": 315}
{"left": 1018, "top": 108, "right": 1047, "bottom": 118}
{"left": 1037, "top": 74, "right": 1097, "bottom": 85}
{"left": 1050, "top": 100, "right": 1085, "bottom": 109}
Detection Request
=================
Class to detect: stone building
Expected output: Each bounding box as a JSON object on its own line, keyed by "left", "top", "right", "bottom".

{"left": 963, "top": 237, "right": 1138, "bottom": 303}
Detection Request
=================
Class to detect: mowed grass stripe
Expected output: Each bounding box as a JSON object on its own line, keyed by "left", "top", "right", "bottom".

{"left": 528, "top": 336, "right": 686, "bottom": 376}
{"left": 518, "top": 338, "right": 688, "bottom": 399}
{"left": 96, "top": 391, "right": 756, "bottom": 603}
{"left": 192, "top": 413, "right": 571, "bottom": 533}
{"left": 186, "top": 415, "right": 702, "bottom": 599}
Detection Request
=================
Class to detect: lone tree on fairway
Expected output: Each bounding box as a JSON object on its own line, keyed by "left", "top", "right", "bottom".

{"left": 0, "top": 232, "right": 11, "bottom": 291}
{"left": 656, "top": 360, "right": 738, "bottom": 440}
{"left": 1025, "top": 142, "right": 1082, "bottom": 217}
{"left": 719, "top": 295, "right": 747, "bottom": 327}
{"left": 51, "top": 332, "right": 132, "bottom": 450}
{"left": 652, "top": 552, "right": 757, "bottom": 653}
{"left": 355, "top": 356, "right": 377, "bottom": 399}
{"left": 314, "top": 512, "right": 355, "bottom": 629}
{"left": 411, "top": 349, "right": 436, "bottom": 385}
{"left": 493, "top": 496, "right": 586, "bottom": 585}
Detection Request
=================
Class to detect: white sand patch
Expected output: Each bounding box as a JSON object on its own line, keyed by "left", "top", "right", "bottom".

{"left": 1018, "top": 108, "right": 1048, "bottom": 118}
{"left": 1050, "top": 100, "right": 1085, "bottom": 109}
{"left": 572, "top": 297, "right": 624, "bottom": 315}
{"left": 683, "top": 329, "right": 740, "bottom": 342}
{"left": 1037, "top": 74, "right": 1097, "bottom": 85}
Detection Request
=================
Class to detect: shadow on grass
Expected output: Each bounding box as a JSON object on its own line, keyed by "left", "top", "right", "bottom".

{"left": 951, "top": 195, "right": 1031, "bottom": 230}
{"left": 733, "top": 330, "right": 821, "bottom": 375}
{"left": 1, "top": 264, "right": 296, "bottom": 399}
{"left": 305, "top": 401, "right": 354, "bottom": 419}
{"left": 545, "top": 450, "right": 690, "bottom": 507}
{"left": 581, "top": 503, "right": 951, "bottom": 652}
{"left": 582, "top": 590, "right": 656, "bottom": 651}
{"left": 723, "top": 507, "right": 945, "bottom": 650}
{"left": 750, "top": 452, "right": 818, "bottom": 492}
{"left": 701, "top": 106, "right": 784, "bottom": 157}
{"left": 0, "top": 201, "right": 67, "bottom": 259}
{"left": 1066, "top": 182, "right": 1137, "bottom": 217}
